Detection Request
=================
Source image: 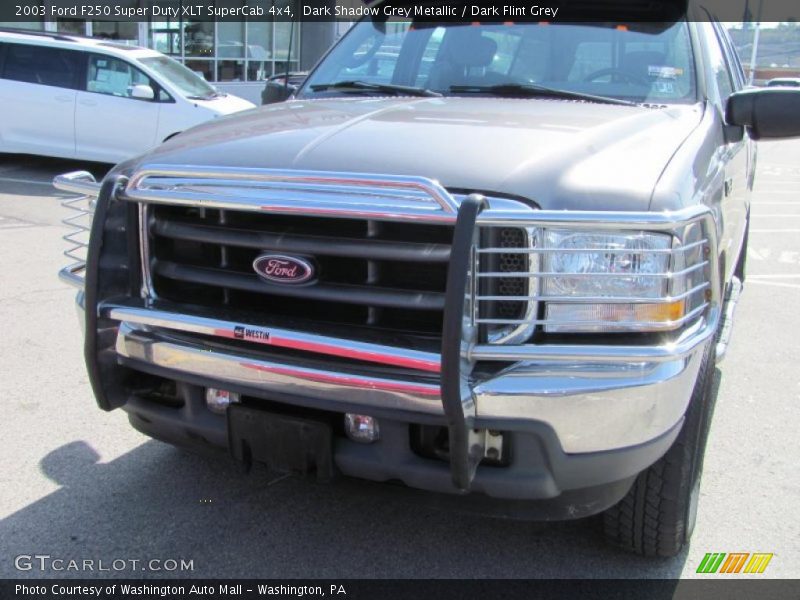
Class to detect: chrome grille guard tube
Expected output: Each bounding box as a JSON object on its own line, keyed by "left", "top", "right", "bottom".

{"left": 120, "top": 165, "right": 460, "bottom": 223}
{"left": 54, "top": 171, "right": 101, "bottom": 288}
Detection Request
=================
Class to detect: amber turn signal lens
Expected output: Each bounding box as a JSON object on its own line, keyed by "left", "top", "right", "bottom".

{"left": 545, "top": 300, "right": 686, "bottom": 333}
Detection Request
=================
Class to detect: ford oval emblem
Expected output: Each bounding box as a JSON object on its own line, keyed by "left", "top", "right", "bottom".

{"left": 253, "top": 254, "right": 315, "bottom": 285}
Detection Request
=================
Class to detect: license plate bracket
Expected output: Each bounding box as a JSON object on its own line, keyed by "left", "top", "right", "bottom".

{"left": 228, "top": 405, "right": 335, "bottom": 482}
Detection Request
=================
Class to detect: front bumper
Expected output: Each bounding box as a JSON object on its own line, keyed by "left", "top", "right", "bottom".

{"left": 120, "top": 368, "right": 683, "bottom": 516}
{"left": 59, "top": 169, "right": 720, "bottom": 506}
{"left": 108, "top": 302, "right": 706, "bottom": 455}
{"left": 74, "top": 296, "right": 705, "bottom": 508}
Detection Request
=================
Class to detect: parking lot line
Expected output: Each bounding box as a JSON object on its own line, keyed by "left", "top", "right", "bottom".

{"left": 0, "top": 176, "right": 56, "bottom": 187}
{"left": 748, "top": 280, "right": 800, "bottom": 290}
{"left": 0, "top": 216, "right": 36, "bottom": 229}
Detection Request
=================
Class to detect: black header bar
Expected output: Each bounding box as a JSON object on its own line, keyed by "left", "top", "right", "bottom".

{"left": 1, "top": 0, "right": 799, "bottom": 23}
{"left": 3, "top": 579, "right": 800, "bottom": 600}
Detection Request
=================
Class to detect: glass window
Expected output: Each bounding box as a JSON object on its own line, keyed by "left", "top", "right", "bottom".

{"left": 702, "top": 23, "right": 734, "bottom": 102}
{"left": 247, "top": 60, "right": 272, "bottom": 81}
{"left": 1, "top": 43, "right": 81, "bottom": 89}
{"left": 218, "top": 60, "right": 245, "bottom": 82}
{"left": 184, "top": 21, "right": 214, "bottom": 57}
{"left": 509, "top": 37, "right": 549, "bottom": 82}
{"left": 413, "top": 26, "right": 444, "bottom": 87}
{"left": 273, "top": 21, "right": 299, "bottom": 66}
{"left": 56, "top": 19, "right": 86, "bottom": 36}
{"left": 184, "top": 59, "right": 214, "bottom": 83}
{"left": 92, "top": 21, "right": 138, "bottom": 44}
{"left": 712, "top": 21, "right": 744, "bottom": 91}
{"left": 247, "top": 21, "right": 272, "bottom": 59}
{"left": 86, "top": 54, "right": 153, "bottom": 98}
{"left": 246, "top": 20, "right": 273, "bottom": 81}
{"left": 314, "top": 22, "right": 411, "bottom": 86}
{"left": 483, "top": 29, "right": 524, "bottom": 76}
{"left": 569, "top": 41, "right": 614, "bottom": 81}
{"left": 140, "top": 55, "right": 217, "bottom": 97}
{"left": 140, "top": 11, "right": 300, "bottom": 83}
{"left": 147, "top": 0, "right": 181, "bottom": 56}
{"left": 303, "top": 20, "right": 696, "bottom": 104}
{"left": 148, "top": 20, "right": 182, "bottom": 56}
{"left": 218, "top": 21, "right": 245, "bottom": 59}
{"left": 0, "top": 21, "right": 44, "bottom": 30}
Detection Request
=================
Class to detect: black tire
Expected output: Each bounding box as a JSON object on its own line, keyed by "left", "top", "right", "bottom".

{"left": 602, "top": 341, "right": 717, "bottom": 557}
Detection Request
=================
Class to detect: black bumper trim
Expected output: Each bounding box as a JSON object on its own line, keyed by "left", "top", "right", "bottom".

{"left": 120, "top": 373, "right": 682, "bottom": 508}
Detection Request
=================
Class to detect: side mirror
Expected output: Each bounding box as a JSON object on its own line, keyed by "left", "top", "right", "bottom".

{"left": 726, "top": 87, "right": 800, "bottom": 140}
{"left": 130, "top": 84, "right": 155, "bottom": 101}
{"left": 261, "top": 81, "right": 297, "bottom": 105}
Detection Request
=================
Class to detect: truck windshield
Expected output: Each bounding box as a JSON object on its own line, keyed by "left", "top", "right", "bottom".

{"left": 140, "top": 55, "right": 219, "bottom": 99}
{"left": 301, "top": 20, "right": 696, "bottom": 104}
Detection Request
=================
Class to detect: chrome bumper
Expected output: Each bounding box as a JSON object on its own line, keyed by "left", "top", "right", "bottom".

{"left": 116, "top": 322, "right": 442, "bottom": 415}
{"left": 473, "top": 351, "right": 703, "bottom": 453}
{"left": 106, "top": 301, "right": 709, "bottom": 455}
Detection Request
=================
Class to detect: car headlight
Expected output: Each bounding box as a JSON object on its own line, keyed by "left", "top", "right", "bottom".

{"left": 541, "top": 230, "right": 687, "bottom": 333}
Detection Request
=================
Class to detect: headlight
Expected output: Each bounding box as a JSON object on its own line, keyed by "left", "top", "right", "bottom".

{"left": 541, "top": 230, "right": 685, "bottom": 333}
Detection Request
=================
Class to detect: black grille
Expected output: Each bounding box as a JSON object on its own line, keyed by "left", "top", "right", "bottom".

{"left": 478, "top": 227, "right": 529, "bottom": 340}
{"left": 147, "top": 206, "right": 454, "bottom": 343}
{"left": 494, "top": 228, "right": 527, "bottom": 319}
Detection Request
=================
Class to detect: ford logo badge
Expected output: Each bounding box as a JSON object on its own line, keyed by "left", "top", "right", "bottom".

{"left": 253, "top": 254, "right": 315, "bottom": 285}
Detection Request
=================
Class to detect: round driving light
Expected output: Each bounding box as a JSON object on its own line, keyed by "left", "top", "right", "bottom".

{"left": 344, "top": 414, "right": 380, "bottom": 444}
{"left": 205, "top": 388, "right": 240, "bottom": 414}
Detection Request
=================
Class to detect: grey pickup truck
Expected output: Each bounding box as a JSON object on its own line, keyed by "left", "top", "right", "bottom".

{"left": 58, "top": 6, "right": 800, "bottom": 556}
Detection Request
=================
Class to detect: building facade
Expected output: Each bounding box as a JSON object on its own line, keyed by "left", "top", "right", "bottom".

{"left": 1, "top": 1, "right": 344, "bottom": 103}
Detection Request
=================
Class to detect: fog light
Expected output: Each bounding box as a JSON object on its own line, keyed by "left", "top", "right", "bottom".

{"left": 205, "top": 388, "right": 240, "bottom": 414}
{"left": 344, "top": 414, "right": 380, "bottom": 444}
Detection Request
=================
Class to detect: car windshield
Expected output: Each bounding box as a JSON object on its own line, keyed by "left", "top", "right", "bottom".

{"left": 139, "top": 55, "right": 218, "bottom": 99}
{"left": 300, "top": 20, "right": 696, "bottom": 104}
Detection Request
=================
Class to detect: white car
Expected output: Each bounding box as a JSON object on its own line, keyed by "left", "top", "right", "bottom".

{"left": 0, "top": 29, "right": 255, "bottom": 163}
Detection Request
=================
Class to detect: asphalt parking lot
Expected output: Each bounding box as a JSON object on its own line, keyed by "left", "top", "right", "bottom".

{"left": 0, "top": 146, "right": 798, "bottom": 580}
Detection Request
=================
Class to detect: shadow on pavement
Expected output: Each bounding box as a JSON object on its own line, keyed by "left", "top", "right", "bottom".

{"left": 0, "top": 154, "right": 111, "bottom": 199}
{"left": 0, "top": 436, "right": 690, "bottom": 579}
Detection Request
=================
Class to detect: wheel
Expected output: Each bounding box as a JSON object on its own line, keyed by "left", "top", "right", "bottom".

{"left": 602, "top": 341, "right": 717, "bottom": 557}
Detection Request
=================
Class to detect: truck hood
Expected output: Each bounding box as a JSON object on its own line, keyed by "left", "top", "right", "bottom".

{"left": 130, "top": 97, "right": 704, "bottom": 211}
